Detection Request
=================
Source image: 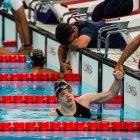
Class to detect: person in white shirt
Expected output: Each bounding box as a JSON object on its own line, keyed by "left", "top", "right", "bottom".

{"left": 0, "top": 0, "right": 32, "bottom": 54}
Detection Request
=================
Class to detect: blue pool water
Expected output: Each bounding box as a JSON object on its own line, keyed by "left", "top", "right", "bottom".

{"left": 0, "top": 104, "right": 92, "bottom": 122}
{"left": 0, "top": 103, "right": 139, "bottom": 122}
{"left": 0, "top": 132, "right": 139, "bottom": 140}
{"left": 0, "top": 62, "right": 140, "bottom": 139}
{"left": 0, "top": 81, "right": 97, "bottom": 96}
{"left": 0, "top": 103, "right": 140, "bottom": 139}
{"left": 0, "top": 56, "right": 32, "bottom": 74}
{"left": 0, "top": 62, "right": 32, "bottom": 73}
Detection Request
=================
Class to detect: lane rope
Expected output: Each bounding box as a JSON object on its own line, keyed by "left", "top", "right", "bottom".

{"left": 0, "top": 55, "right": 26, "bottom": 62}
{"left": 0, "top": 95, "right": 122, "bottom": 104}
{"left": 0, "top": 73, "right": 80, "bottom": 81}
{"left": 0, "top": 121, "right": 139, "bottom": 131}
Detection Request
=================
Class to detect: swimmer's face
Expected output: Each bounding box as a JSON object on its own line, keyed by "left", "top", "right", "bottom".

{"left": 58, "top": 88, "right": 75, "bottom": 106}
{"left": 59, "top": 88, "right": 72, "bottom": 98}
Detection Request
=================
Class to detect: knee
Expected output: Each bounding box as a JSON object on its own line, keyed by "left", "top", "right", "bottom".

{"left": 104, "top": 9, "right": 115, "bottom": 18}
{"left": 91, "top": 13, "right": 100, "bottom": 22}
{"left": 91, "top": 8, "right": 104, "bottom": 21}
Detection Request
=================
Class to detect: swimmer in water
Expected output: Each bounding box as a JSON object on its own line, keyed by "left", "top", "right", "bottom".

{"left": 48, "top": 70, "right": 123, "bottom": 118}
{"left": 30, "top": 49, "right": 72, "bottom": 76}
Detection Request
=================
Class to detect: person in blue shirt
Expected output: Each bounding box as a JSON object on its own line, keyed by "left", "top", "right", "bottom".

{"left": 55, "top": 20, "right": 125, "bottom": 73}
{"left": 92, "top": 0, "right": 133, "bottom": 22}
{"left": 0, "top": 0, "right": 32, "bottom": 54}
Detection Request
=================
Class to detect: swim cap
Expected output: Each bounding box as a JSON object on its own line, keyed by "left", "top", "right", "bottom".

{"left": 54, "top": 79, "right": 71, "bottom": 99}
{"left": 30, "top": 49, "right": 46, "bottom": 66}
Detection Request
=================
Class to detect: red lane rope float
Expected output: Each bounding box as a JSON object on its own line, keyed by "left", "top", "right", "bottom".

{"left": 0, "top": 73, "right": 80, "bottom": 81}
{"left": 61, "top": 0, "right": 95, "bottom": 7}
{"left": 138, "top": 59, "right": 140, "bottom": 69}
{"left": 102, "top": 9, "right": 140, "bottom": 23}
{"left": 0, "top": 122, "right": 139, "bottom": 131}
{"left": 3, "top": 40, "right": 17, "bottom": 47}
{"left": 107, "top": 95, "right": 122, "bottom": 104}
{"left": 0, "top": 55, "right": 26, "bottom": 62}
{"left": 0, "top": 95, "right": 121, "bottom": 104}
{"left": 0, "top": 95, "right": 75, "bottom": 103}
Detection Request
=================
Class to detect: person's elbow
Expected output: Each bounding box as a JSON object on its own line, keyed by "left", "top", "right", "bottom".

{"left": 78, "top": 41, "right": 89, "bottom": 49}
{"left": 79, "top": 44, "right": 88, "bottom": 49}
{"left": 73, "top": 43, "right": 87, "bottom": 49}
{"left": 71, "top": 39, "right": 89, "bottom": 49}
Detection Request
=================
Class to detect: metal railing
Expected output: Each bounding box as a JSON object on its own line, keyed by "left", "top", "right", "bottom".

{"left": 28, "top": 0, "right": 52, "bottom": 24}
{"left": 97, "top": 25, "right": 140, "bottom": 58}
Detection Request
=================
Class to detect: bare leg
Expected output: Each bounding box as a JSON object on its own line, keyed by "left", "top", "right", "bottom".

{"left": 12, "top": 6, "right": 32, "bottom": 55}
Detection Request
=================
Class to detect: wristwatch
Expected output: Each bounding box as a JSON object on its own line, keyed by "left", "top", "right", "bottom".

{"left": 24, "top": 43, "right": 32, "bottom": 47}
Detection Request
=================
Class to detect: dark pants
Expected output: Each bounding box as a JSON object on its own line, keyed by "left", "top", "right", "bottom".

{"left": 92, "top": 0, "right": 133, "bottom": 21}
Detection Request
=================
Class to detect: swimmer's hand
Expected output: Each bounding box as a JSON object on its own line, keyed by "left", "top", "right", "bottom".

{"left": 113, "top": 64, "right": 125, "bottom": 78}
{"left": 18, "top": 44, "right": 33, "bottom": 55}
{"left": 62, "top": 63, "right": 72, "bottom": 73}
{"left": 113, "top": 68, "right": 124, "bottom": 80}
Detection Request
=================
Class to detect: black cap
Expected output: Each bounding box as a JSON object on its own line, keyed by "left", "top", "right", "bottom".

{"left": 54, "top": 79, "right": 71, "bottom": 99}
{"left": 30, "top": 49, "right": 46, "bottom": 66}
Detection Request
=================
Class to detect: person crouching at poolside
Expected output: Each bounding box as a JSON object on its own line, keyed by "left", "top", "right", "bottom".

{"left": 48, "top": 70, "right": 123, "bottom": 118}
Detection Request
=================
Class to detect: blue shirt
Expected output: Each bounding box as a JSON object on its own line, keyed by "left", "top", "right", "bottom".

{"left": 72, "top": 20, "right": 126, "bottom": 49}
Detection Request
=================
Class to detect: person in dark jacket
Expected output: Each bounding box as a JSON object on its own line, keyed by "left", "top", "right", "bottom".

{"left": 91, "top": 0, "right": 133, "bottom": 22}
{"left": 55, "top": 20, "right": 125, "bottom": 73}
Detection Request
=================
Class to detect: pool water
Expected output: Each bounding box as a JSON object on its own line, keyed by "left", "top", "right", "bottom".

{"left": 0, "top": 56, "right": 32, "bottom": 74}
{"left": 0, "top": 131, "right": 140, "bottom": 140}
{"left": 0, "top": 102, "right": 139, "bottom": 122}
{"left": 0, "top": 81, "right": 96, "bottom": 96}
{"left": 0, "top": 105, "right": 92, "bottom": 122}
{"left": 0, "top": 62, "right": 32, "bottom": 73}
{"left": 0, "top": 61, "right": 140, "bottom": 140}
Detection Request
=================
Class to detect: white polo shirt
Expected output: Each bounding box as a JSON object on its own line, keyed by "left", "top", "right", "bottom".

{"left": 3, "top": 0, "right": 23, "bottom": 11}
